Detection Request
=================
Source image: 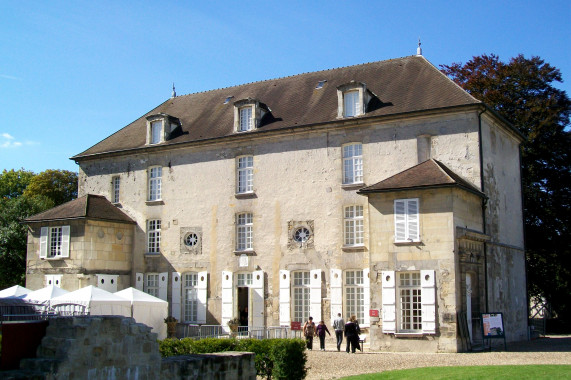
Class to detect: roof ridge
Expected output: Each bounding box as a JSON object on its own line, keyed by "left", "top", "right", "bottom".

{"left": 174, "top": 55, "right": 420, "bottom": 98}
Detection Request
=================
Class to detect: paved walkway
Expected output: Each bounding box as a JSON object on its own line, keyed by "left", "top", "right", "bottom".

{"left": 304, "top": 335, "right": 571, "bottom": 379}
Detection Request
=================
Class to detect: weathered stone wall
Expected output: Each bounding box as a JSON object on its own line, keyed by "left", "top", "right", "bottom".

{"left": 77, "top": 111, "right": 482, "bottom": 328}
{"left": 26, "top": 220, "right": 134, "bottom": 291}
{"left": 5, "top": 316, "right": 255, "bottom": 380}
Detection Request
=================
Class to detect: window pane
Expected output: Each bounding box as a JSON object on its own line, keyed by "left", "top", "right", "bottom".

{"left": 344, "top": 205, "right": 364, "bottom": 246}
{"left": 239, "top": 107, "right": 252, "bottom": 131}
{"left": 344, "top": 91, "right": 359, "bottom": 117}
{"left": 292, "top": 271, "right": 310, "bottom": 322}
{"left": 151, "top": 121, "right": 162, "bottom": 144}
{"left": 343, "top": 143, "right": 363, "bottom": 184}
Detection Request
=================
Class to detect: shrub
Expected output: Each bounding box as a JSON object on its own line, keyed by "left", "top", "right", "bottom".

{"left": 159, "top": 337, "right": 307, "bottom": 379}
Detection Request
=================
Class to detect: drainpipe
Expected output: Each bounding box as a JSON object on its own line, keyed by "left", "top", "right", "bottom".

{"left": 478, "top": 107, "right": 489, "bottom": 312}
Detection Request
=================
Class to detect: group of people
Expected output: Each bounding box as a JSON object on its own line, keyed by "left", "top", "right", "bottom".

{"left": 302, "top": 313, "right": 362, "bottom": 353}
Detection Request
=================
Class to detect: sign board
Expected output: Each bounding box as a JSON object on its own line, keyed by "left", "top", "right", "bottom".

{"left": 291, "top": 321, "right": 301, "bottom": 331}
{"left": 369, "top": 309, "right": 379, "bottom": 317}
{"left": 481, "top": 312, "right": 507, "bottom": 351}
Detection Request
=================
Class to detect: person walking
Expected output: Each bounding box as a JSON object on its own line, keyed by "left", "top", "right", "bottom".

{"left": 333, "top": 313, "right": 345, "bottom": 351}
{"left": 303, "top": 316, "right": 316, "bottom": 350}
{"left": 344, "top": 315, "right": 359, "bottom": 353}
{"left": 316, "top": 320, "right": 331, "bottom": 351}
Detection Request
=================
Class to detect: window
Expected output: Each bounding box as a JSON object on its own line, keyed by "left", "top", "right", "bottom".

{"left": 237, "top": 156, "right": 253, "bottom": 193}
{"left": 343, "top": 143, "right": 363, "bottom": 184}
{"left": 292, "top": 271, "right": 310, "bottom": 323}
{"left": 236, "top": 213, "right": 253, "bottom": 251}
{"left": 45, "top": 274, "right": 62, "bottom": 287}
{"left": 293, "top": 227, "right": 311, "bottom": 243}
{"left": 394, "top": 198, "right": 420, "bottom": 242}
{"left": 344, "top": 205, "right": 364, "bottom": 246}
{"left": 184, "top": 273, "right": 198, "bottom": 322}
{"left": 145, "top": 274, "right": 159, "bottom": 297}
{"left": 345, "top": 270, "right": 365, "bottom": 322}
{"left": 40, "top": 226, "right": 70, "bottom": 259}
{"left": 151, "top": 121, "right": 162, "bottom": 144}
{"left": 111, "top": 176, "right": 120, "bottom": 203}
{"left": 399, "top": 272, "right": 422, "bottom": 332}
{"left": 237, "top": 273, "right": 253, "bottom": 286}
{"left": 239, "top": 106, "right": 253, "bottom": 132}
{"left": 344, "top": 90, "right": 360, "bottom": 117}
{"left": 148, "top": 166, "right": 162, "bottom": 201}
{"left": 147, "top": 219, "right": 161, "bottom": 253}
{"left": 184, "top": 233, "right": 199, "bottom": 247}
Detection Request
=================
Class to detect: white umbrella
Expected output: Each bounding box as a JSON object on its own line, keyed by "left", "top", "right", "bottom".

{"left": 50, "top": 285, "right": 131, "bottom": 317}
{"left": 0, "top": 285, "right": 31, "bottom": 298}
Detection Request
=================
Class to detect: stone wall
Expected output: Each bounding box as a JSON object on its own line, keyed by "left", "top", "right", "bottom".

{"left": 1, "top": 316, "right": 255, "bottom": 380}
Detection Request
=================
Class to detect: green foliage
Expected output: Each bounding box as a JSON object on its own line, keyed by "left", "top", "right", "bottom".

{"left": 159, "top": 338, "right": 307, "bottom": 380}
{"left": 0, "top": 169, "right": 35, "bottom": 199}
{"left": 0, "top": 168, "right": 78, "bottom": 289}
{"left": 441, "top": 54, "right": 571, "bottom": 324}
{"left": 339, "top": 365, "right": 571, "bottom": 380}
{"left": 23, "top": 169, "right": 78, "bottom": 206}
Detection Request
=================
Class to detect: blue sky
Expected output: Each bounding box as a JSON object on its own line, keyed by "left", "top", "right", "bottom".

{"left": 1, "top": 1, "right": 569, "bottom": 173}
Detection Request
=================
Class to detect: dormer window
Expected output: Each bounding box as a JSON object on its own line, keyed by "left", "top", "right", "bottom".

{"left": 337, "top": 82, "right": 371, "bottom": 119}
{"left": 146, "top": 113, "right": 181, "bottom": 145}
{"left": 233, "top": 98, "right": 268, "bottom": 133}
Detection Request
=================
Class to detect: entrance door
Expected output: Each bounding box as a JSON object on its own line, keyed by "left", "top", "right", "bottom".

{"left": 237, "top": 287, "right": 249, "bottom": 326}
{"left": 466, "top": 273, "right": 473, "bottom": 342}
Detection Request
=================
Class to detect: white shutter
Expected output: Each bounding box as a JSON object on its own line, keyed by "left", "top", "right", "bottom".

{"left": 221, "top": 271, "right": 233, "bottom": 332}
{"left": 197, "top": 271, "right": 208, "bottom": 324}
{"left": 40, "top": 227, "right": 48, "bottom": 258}
{"left": 171, "top": 272, "right": 182, "bottom": 320}
{"left": 363, "top": 268, "right": 370, "bottom": 327}
{"left": 310, "top": 269, "right": 322, "bottom": 321}
{"left": 135, "top": 273, "right": 144, "bottom": 291}
{"left": 279, "top": 270, "right": 291, "bottom": 325}
{"left": 407, "top": 199, "right": 419, "bottom": 241}
{"left": 381, "top": 271, "right": 396, "bottom": 333}
{"left": 330, "top": 269, "right": 343, "bottom": 323}
{"left": 158, "top": 272, "right": 168, "bottom": 301}
{"left": 394, "top": 200, "right": 406, "bottom": 242}
{"left": 421, "top": 269, "right": 436, "bottom": 334}
{"left": 252, "top": 270, "right": 265, "bottom": 328}
{"left": 60, "top": 226, "right": 70, "bottom": 258}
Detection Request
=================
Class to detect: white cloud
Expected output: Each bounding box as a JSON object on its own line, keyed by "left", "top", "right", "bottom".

{"left": 0, "top": 74, "right": 22, "bottom": 81}
{"left": 0, "top": 133, "right": 35, "bottom": 148}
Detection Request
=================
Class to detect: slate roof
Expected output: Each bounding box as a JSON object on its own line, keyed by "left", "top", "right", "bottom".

{"left": 72, "top": 55, "right": 481, "bottom": 160}
{"left": 358, "top": 159, "right": 485, "bottom": 197}
{"left": 24, "top": 194, "right": 135, "bottom": 224}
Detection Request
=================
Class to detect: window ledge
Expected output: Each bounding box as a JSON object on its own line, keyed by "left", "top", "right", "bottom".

{"left": 145, "top": 200, "right": 164, "bottom": 206}
{"left": 235, "top": 192, "right": 256, "bottom": 199}
{"left": 42, "top": 257, "right": 64, "bottom": 261}
{"left": 145, "top": 252, "right": 161, "bottom": 257}
{"left": 394, "top": 333, "right": 427, "bottom": 338}
{"left": 341, "top": 182, "right": 365, "bottom": 190}
{"left": 394, "top": 240, "right": 422, "bottom": 246}
{"left": 342, "top": 245, "right": 367, "bottom": 252}
{"left": 234, "top": 250, "right": 256, "bottom": 256}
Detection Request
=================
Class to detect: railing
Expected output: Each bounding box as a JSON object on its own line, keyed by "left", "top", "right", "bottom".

{"left": 0, "top": 313, "right": 55, "bottom": 322}
{"left": 176, "top": 324, "right": 299, "bottom": 340}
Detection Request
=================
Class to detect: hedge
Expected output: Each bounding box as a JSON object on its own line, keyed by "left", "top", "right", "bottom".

{"left": 159, "top": 337, "right": 307, "bottom": 380}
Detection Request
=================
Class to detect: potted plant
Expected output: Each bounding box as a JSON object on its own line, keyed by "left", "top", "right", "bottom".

{"left": 227, "top": 317, "right": 240, "bottom": 334}
{"left": 164, "top": 316, "right": 178, "bottom": 338}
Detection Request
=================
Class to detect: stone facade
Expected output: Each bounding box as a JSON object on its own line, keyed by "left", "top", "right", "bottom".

{"left": 25, "top": 56, "right": 527, "bottom": 352}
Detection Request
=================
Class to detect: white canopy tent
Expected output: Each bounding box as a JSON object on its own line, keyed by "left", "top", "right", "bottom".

{"left": 0, "top": 285, "right": 31, "bottom": 298}
{"left": 50, "top": 286, "right": 131, "bottom": 317}
{"left": 115, "top": 287, "right": 168, "bottom": 340}
{"left": 24, "top": 285, "right": 70, "bottom": 313}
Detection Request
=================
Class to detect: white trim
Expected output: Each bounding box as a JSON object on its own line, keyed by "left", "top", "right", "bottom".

{"left": 421, "top": 269, "right": 436, "bottom": 334}
{"left": 40, "top": 227, "right": 48, "bottom": 259}
{"left": 310, "top": 269, "right": 322, "bottom": 321}
{"left": 381, "top": 270, "right": 396, "bottom": 333}
{"left": 196, "top": 271, "right": 208, "bottom": 324}
{"left": 135, "top": 272, "right": 144, "bottom": 291}
{"left": 251, "top": 270, "right": 264, "bottom": 328}
{"left": 158, "top": 272, "right": 168, "bottom": 301}
{"left": 279, "top": 270, "right": 291, "bottom": 325}
{"left": 171, "top": 272, "right": 182, "bottom": 320}
{"left": 363, "top": 268, "right": 370, "bottom": 326}
{"left": 60, "top": 225, "right": 70, "bottom": 258}
{"left": 221, "top": 271, "right": 233, "bottom": 332}
{"left": 330, "top": 269, "right": 343, "bottom": 323}
{"left": 394, "top": 198, "right": 420, "bottom": 242}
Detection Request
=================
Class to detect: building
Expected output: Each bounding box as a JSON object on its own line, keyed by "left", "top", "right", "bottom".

{"left": 25, "top": 53, "right": 527, "bottom": 352}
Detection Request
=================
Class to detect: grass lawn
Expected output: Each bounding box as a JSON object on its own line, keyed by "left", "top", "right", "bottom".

{"left": 339, "top": 365, "right": 571, "bottom": 380}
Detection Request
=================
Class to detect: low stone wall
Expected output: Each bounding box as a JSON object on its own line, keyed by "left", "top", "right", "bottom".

{"left": 1, "top": 316, "right": 255, "bottom": 380}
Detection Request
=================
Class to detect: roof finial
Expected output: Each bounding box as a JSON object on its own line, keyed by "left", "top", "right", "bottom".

{"left": 416, "top": 37, "right": 422, "bottom": 56}
{"left": 171, "top": 83, "right": 176, "bottom": 98}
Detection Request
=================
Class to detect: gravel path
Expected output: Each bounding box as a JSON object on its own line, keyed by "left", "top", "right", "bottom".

{"left": 304, "top": 335, "right": 571, "bottom": 379}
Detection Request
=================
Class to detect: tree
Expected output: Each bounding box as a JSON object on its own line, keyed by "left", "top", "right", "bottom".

{"left": 0, "top": 169, "right": 35, "bottom": 198}
{"left": 0, "top": 168, "right": 78, "bottom": 288}
{"left": 441, "top": 54, "right": 571, "bottom": 325}
{"left": 23, "top": 169, "right": 78, "bottom": 205}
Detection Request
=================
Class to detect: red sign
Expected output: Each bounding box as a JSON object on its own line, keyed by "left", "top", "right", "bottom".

{"left": 369, "top": 309, "right": 379, "bottom": 317}
{"left": 291, "top": 321, "right": 302, "bottom": 330}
